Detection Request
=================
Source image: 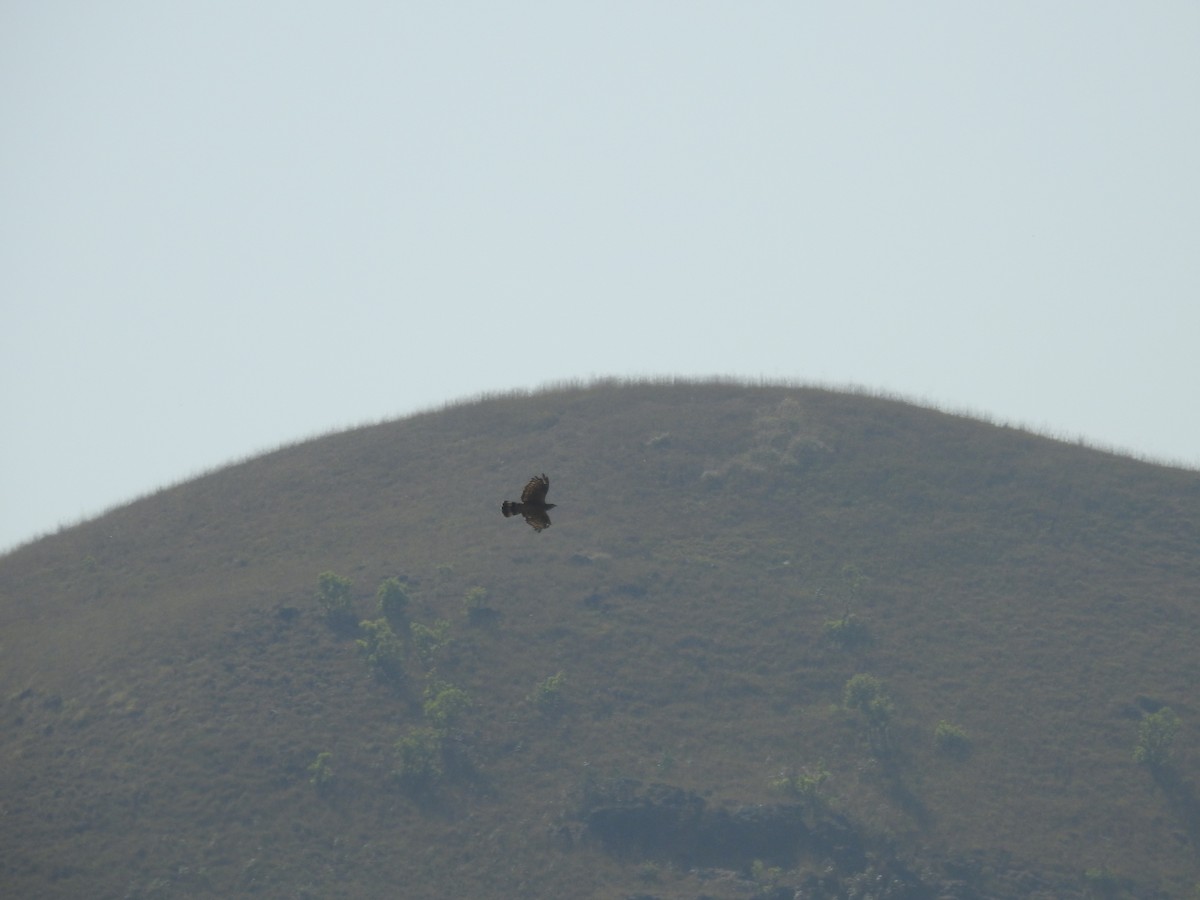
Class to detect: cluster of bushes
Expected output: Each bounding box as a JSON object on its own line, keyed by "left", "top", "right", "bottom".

{"left": 841, "top": 672, "right": 973, "bottom": 760}
{"left": 828, "top": 609, "right": 1189, "bottom": 775}
{"left": 829, "top": 670, "right": 1187, "bottom": 809}
{"left": 315, "top": 572, "right": 565, "bottom": 798}
{"left": 768, "top": 761, "right": 830, "bottom": 807}
{"left": 310, "top": 572, "right": 473, "bottom": 794}
{"left": 391, "top": 680, "right": 475, "bottom": 791}
{"left": 356, "top": 618, "right": 406, "bottom": 680}
{"left": 315, "top": 572, "right": 459, "bottom": 684}
{"left": 842, "top": 673, "right": 895, "bottom": 753}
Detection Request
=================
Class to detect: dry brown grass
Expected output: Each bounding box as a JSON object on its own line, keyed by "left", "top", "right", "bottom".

{"left": 1, "top": 380, "right": 1198, "bottom": 898}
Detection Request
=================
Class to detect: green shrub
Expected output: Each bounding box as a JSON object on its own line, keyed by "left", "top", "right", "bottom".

{"left": 843, "top": 673, "right": 885, "bottom": 713}
{"left": 307, "top": 751, "right": 334, "bottom": 789}
{"left": 934, "top": 720, "right": 972, "bottom": 758}
{"left": 462, "top": 586, "right": 498, "bottom": 624}
{"left": 750, "top": 859, "right": 783, "bottom": 888}
{"left": 376, "top": 577, "right": 410, "bottom": 622}
{"left": 529, "top": 671, "right": 567, "bottom": 715}
{"left": 393, "top": 727, "right": 445, "bottom": 788}
{"left": 356, "top": 618, "right": 406, "bottom": 680}
{"left": 317, "top": 571, "right": 355, "bottom": 627}
{"left": 823, "top": 612, "right": 870, "bottom": 648}
{"left": 842, "top": 674, "right": 894, "bottom": 752}
{"left": 768, "top": 761, "right": 830, "bottom": 805}
{"left": 1133, "top": 706, "right": 1180, "bottom": 769}
{"left": 411, "top": 619, "right": 452, "bottom": 667}
{"left": 423, "top": 680, "right": 471, "bottom": 729}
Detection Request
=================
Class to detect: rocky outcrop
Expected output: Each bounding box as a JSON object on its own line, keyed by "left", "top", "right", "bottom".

{"left": 580, "top": 778, "right": 869, "bottom": 873}
{"left": 576, "top": 780, "right": 1089, "bottom": 899}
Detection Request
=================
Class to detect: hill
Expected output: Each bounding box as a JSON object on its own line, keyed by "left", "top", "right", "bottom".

{"left": 2, "top": 379, "right": 1198, "bottom": 899}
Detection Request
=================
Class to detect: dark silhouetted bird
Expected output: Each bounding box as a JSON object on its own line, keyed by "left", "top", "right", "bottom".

{"left": 501, "top": 473, "right": 556, "bottom": 532}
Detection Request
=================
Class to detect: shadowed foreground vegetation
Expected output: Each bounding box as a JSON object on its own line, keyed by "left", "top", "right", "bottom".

{"left": 1, "top": 379, "right": 1198, "bottom": 898}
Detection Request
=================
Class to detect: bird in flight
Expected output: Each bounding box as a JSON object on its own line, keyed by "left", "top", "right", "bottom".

{"left": 501, "top": 473, "right": 556, "bottom": 532}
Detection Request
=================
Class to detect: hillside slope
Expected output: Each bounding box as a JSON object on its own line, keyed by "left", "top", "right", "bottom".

{"left": 2, "top": 380, "right": 1198, "bottom": 898}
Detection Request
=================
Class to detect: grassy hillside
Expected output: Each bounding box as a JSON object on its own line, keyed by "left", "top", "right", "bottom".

{"left": 2, "top": 379, "right": 1198, "bottom": 899}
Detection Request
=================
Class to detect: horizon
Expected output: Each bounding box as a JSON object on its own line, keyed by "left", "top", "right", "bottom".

{"left": 4, "top": 376, "right": 1195, "bottom": 556}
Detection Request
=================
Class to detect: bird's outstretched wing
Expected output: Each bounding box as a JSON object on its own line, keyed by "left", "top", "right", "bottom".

{"left": 522, "top": 508, "right": 552, "bottom": 532}
{"left": 521, "top": 473, "right": 550, "bottom": 505}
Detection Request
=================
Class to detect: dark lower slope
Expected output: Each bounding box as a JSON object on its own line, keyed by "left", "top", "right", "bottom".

{"left": 1, "top": 380, "right": 1198, "bottom": 898}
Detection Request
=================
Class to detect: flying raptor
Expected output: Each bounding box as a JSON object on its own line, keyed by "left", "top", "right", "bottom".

{"left": 501, "top": 473, "right": 556, "bottom": 532}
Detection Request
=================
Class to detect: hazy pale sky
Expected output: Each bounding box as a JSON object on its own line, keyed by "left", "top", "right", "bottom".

{"left": 3, "top": 2, "right": 1198, "bottom": 552}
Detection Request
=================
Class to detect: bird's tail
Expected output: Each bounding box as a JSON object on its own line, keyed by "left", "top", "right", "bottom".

{"left": 501, "top": 501, "right": 522, "bottom": 518}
